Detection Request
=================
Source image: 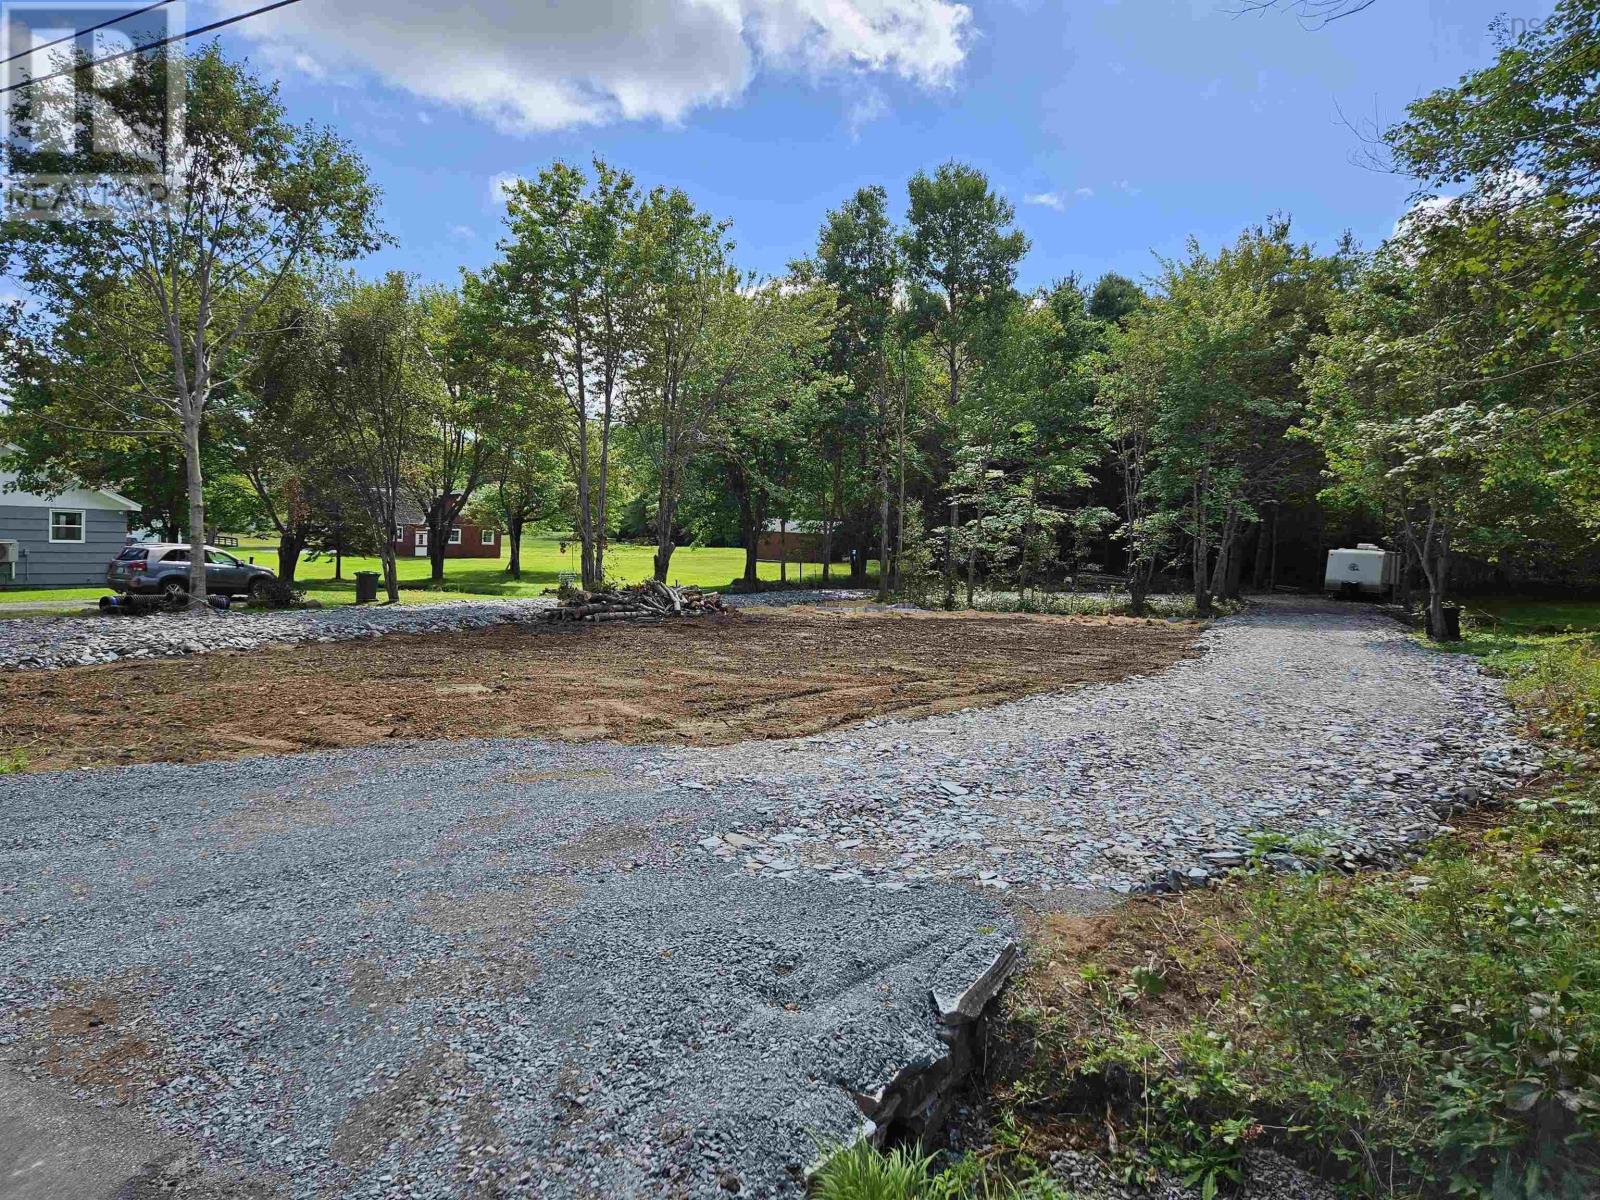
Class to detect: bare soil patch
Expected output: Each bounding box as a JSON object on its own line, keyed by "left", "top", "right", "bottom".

{"left": 0, "top": 607, "right": 1198, "bottom": 772}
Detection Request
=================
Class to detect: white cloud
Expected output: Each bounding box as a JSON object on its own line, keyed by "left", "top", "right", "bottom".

{"left": 448, "top": 224, "right": 476, "bottom": 241}
{"left": 845, "top": 86, "right": 889, "bottom": 139}
{"left": 1074, "top": 186, "right": 1095, "bottom": 198}
{"left": 488, "top": 172, "right": 524, "bottom": 208}
{"left": 219, "top": 0, "right": 973, "bottom": 134}
{"left": 1024, "top": 192, "right": 1064, "bottom": 210}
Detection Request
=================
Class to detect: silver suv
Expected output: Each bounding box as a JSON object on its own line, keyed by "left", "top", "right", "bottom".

{"left": 106, "top": 543, "right": 278, "bottom": 604}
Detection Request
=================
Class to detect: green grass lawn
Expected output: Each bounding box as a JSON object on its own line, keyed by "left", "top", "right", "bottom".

{"left": 0, "top": 534, "right": 865, "bottom": 609}
{"left": 1436, "top": 597, "right": 1600, "bottom": 673}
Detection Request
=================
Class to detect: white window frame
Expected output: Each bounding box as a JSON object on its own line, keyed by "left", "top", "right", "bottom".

{"left": 394, "top": 524, "right": 404, "bottom": 543}
{"left": 481, "top": 529, "right": 496, "bottom": 546}
{"left": 448, "top": 527, "right": 462, "bottom": 545}
{"left": 48, "top": 509, "right": 86, "bottom": 543}
{"left": 416, "top": 529, "right": 429, "bottom": 548}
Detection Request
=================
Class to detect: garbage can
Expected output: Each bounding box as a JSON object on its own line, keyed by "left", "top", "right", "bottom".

{"left": 354, "top": 571, "right": 380, "bottom": 604}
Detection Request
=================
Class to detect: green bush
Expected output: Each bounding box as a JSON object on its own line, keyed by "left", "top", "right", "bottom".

{"left": 0, "top": 749, "right": 26, "bottom": 774}
{"left": 1238, "top": 800, "right": 1600, "bottom": 1198}
{"left": 1509, "top": 638, "right": 1600, "bottom": 750}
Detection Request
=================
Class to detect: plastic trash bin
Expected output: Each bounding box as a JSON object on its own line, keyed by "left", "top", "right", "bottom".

{"left": 354, "top": 571, "right": 380, "bottom": 604}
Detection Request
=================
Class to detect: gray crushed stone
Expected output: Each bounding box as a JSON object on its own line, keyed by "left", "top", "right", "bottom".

{"left": 0, "top": 598, "right": 558, "bottom": 671}
{"left": 720, "top": 588, "right": 872, "bottom": 609}
{"left": 0, "top": 740, "right": 1011, "bottom": 1200}
{"left": 0, "top": 597, "right": 1538, "bottom": 1198}
{"left": 679, "top": 599, "right": 1539, "bottom": 892}
{"left": 1046, "top": 1147, "right": 1340, "bottom": 1200}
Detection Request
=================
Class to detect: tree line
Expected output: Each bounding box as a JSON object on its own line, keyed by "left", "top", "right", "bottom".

{"left": 2, "top": 1, "right": 1595, "bottom": 633}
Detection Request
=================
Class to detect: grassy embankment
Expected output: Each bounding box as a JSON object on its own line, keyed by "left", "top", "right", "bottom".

{"left": 0, "top": 534, "right": 866, "bottom": 608}
{"left": 817, "top": 599, "right": 1600, "bottom": 1200}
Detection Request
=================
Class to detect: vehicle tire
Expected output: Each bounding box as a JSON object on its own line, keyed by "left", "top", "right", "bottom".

{"left": 160, "top": 579, "right": 189, "bottom": 607}
{"left": 247, "top": 577, "right": 271, "bottom": 602}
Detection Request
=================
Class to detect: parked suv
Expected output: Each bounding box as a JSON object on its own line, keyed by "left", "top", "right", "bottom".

{"left": 107, "top": 543, "right": 278, "bottom": 604}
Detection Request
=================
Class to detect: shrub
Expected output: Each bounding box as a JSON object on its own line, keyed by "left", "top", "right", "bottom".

{"left": 249, "top": 577, "right": 303, "bottom": 609}
{"left": 1510, "top": 637, "right": 1600, "bottom": 750}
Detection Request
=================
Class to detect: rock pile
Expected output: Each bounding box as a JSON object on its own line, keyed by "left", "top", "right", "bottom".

{"left": 0, "top": 597, "right": 556, "bottom": 671}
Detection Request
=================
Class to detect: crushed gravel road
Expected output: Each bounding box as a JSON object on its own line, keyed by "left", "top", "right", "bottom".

{"left": 0, "top": 598, "right": 1539, "bottom": 1198}
{"left": 684, "top": 598, "right": 1539, "bottom": 892}
{"left": 2, "top": 741, "right": 1015, "bottom": 1199}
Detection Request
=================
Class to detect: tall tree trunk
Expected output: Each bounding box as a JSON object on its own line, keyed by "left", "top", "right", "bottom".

{"left": 277, "top": 533, "right": 305, "bottom": 589}
{"left": 821, "top": 493, "right": 833, "bottom": 584}
{"left": 1421, "top": 538, "right": 1456, "bottom": 641}
{"left": 1208, "top": 505, "right": 1240, "bottom": 604}
{"left": 182, "top": 410, "right": 209, "bottom": 603}
{"left": 596, "top": 387, "right": 614, "bottom": 587}
{"left": 427, "top": 503, "right": 451, "bottom": 584}
{"left": 508, "top": 516, "right": 524, "bottom": 579}
{"left": 1129, "top": 569, "right": 1149, "bottom": 618}
{"left": 653, "top": 473, "right": 676, "bottom": 583}
{"left": 381, "top": 545, "right": 399, "bottom": 603}
{"left": 966, "top": 451, "right": 988, "bottom": 609}
{"left": 894, "top": 363, "right": 908, "bottom": 596}
{"left": 1191, "top": 476, "right": 1211, "bottom": 617}
{"left": 944, "top": 499, "right": 958, "bottom": 609}
{"left": 734, "top": 480, "right": 760, "bottom": 588}
{"left": 877, "top": 454, "right": 891, "bottom": 602}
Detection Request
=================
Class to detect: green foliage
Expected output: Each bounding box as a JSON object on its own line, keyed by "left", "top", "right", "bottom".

{"left": 813, "top": 1143, "right": 943, "bottom": 1200}
{"left": 810, "top": 1139, "right": 1083, "bottom": 1200}
{"left": 1508, "top": 639, "right": 1600, "bottom": 751}
{"left": 1104, "top": 218, "right": 1347, "bottom": 614}
{"left": 0, "top": 749, "right": 28, "bottom": 774}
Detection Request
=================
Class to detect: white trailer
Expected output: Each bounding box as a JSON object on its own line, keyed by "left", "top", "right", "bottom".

{"left": 1325, "top": 543, "right": 1397, "bottom": 596}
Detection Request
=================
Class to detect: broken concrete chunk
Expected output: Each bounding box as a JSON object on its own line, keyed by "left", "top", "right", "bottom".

{"left": 930, "top": 937, "right": 1020, "bottom": 1024}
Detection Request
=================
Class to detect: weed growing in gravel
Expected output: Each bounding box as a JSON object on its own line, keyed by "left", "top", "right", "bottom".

{"left": 811, "top": 1138, "right": 1077, "bottom": 1199}
{"left": 0, "top": 749, "right": 26, "bottom": 774}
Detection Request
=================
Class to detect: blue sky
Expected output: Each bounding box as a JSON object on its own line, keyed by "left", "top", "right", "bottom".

{"left": 204, "top": 0, "right": 1557, "bottom": 294}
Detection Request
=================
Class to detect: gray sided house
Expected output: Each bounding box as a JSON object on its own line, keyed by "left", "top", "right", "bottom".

{"left": 0, "top": 455, "right": 140, "bottom": 587}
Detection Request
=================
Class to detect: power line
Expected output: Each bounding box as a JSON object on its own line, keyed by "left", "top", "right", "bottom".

{"left": 0, "top": 1, "right": 179, "bottom": 70}
{"left": 0, "top": 0, "right": 307, "bottom": 96}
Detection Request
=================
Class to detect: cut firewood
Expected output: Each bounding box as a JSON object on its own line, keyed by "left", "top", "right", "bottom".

{"left": 541, "top": 583, "right": 729, "bottom": 623}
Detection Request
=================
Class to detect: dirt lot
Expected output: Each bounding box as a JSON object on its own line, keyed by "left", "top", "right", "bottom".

{"left": 0, "top": 606, "right": 1198, "bottom": 772}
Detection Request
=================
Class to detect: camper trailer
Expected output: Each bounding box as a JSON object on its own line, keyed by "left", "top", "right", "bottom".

{"left": 1324, "top": 543, "right": 1397, "bottom": 597}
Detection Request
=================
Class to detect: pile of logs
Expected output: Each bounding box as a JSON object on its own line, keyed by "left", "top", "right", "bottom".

{"left": 542, "top": 581, "right": 730, "bottom": 623}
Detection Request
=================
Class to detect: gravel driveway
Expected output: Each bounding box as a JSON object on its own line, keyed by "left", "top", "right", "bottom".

{"left": 686, "top": 598, "right": 1538, "bottom": 891}
{"left": 0, "top": 598, "right": 1537, "bottom": 1198}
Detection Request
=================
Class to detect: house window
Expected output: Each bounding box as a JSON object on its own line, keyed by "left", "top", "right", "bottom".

{"left": 394, "top": 524, "right": 404, "bottom": 543}
{"left": 481, "top": 529, "right": 496, "bottom": 546}
{"left": 416, "top": 529, "right": 429, "bottom": 548}
{"left": 49, "top": 509, "right": 86, "bottom": 543}
{"left": 448, "top": 527, "right": 462, "bottom": 545}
